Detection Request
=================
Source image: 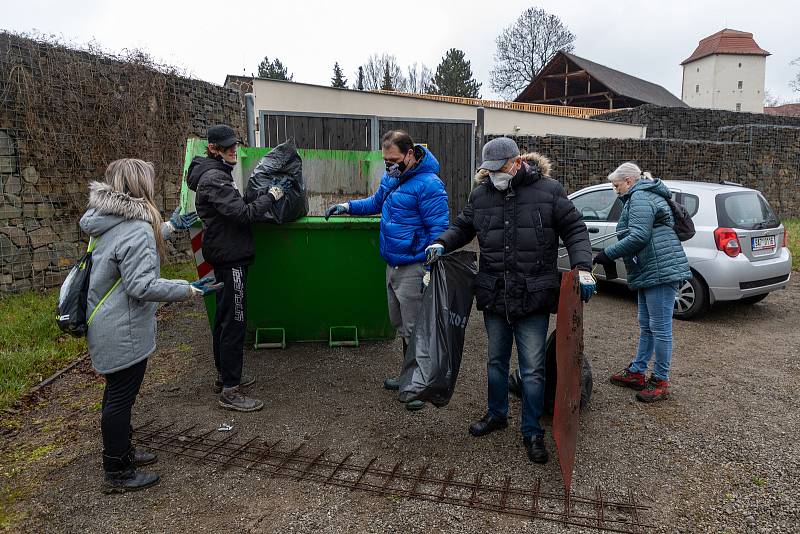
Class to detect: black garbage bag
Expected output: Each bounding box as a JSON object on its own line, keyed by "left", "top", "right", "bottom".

{"left": 398, "top": 251, "right": 478, "bottom": 407}
{"left": 508, "top": 330, "right": 593, "bottom": 414}
{"left": 246, "top": 138, "right": 308, "bottom": 223}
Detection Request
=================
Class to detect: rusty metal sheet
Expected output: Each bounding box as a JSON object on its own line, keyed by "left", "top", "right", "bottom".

{"left": 553, "top": 268, "right": 584, "bottom": 494}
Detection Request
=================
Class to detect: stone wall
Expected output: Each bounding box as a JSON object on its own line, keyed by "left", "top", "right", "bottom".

{"left": 491, "top": 123, "right": 800, "bottom": 217}
{"left": 0, "top": 33, "right": 244, "bottom": 293}
{"left": 593, "top": 104, "right": 800, "bottom": 141}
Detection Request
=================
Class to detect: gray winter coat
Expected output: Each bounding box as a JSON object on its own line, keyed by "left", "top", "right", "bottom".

{"left": 79, "top": 182, "right": 193, "bottom": 375}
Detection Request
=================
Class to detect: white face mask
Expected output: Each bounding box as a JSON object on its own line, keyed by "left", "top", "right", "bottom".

{"left": 490, "top": 171, "right": 513, "bottom": 191}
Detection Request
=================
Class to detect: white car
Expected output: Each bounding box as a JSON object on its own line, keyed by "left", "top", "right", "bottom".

{"left": 559, "top": 180, "right": 792, "bottom": 319}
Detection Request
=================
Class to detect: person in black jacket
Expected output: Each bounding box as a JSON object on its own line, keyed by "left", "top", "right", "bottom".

{"left": 186, "top": 124, "right": 285, "bottom": 412}
{"left": 427, "top": 137, "right": 594, "bottom": 464}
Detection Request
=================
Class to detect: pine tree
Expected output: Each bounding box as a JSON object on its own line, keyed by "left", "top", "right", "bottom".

{"left": 257, "top": 56, "right": 293, "bottom": 81}
{"left": 428, "top": 48, "right": 481, "bottom": 98}
{"left": 380, "top": 63, "right": 394, "bottom": 91}
{"left": 331, "top": 62, "right": 348, "bottom": 88}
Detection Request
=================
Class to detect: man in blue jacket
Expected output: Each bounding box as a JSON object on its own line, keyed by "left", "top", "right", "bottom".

{"left": 325, "top": 130, "right": 449, "bottom": 410}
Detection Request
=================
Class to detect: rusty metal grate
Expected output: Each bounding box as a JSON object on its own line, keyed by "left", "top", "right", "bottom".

{"left": 133, "top": 421, "right": 652, "bottom": 533}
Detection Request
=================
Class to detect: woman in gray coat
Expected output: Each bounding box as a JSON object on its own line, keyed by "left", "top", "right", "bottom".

{"left": 79, "top": 159, "right": 220, "bottom": 493}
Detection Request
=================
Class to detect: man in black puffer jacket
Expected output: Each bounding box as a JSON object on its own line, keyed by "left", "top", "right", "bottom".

{"left": 429, "top": 137, "right": 593, "bottom": 464}
{"left": 187, "top": 124, "right": 284, "bottom": 413}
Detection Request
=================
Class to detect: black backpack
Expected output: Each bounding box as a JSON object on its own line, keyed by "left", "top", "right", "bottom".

{"left": 665, "top": 197, "right": 696, "bottom": 241}
{"left": 56, "top": 237, "right": 120, "bottom": 337}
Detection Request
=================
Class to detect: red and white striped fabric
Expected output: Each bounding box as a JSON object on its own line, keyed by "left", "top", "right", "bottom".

{"left": 189, "top": 226, "right": 214, "bottom": 279}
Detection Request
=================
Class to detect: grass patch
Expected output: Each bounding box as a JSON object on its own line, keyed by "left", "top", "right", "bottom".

{"left": 161, "top": 261, "right": 198, "bottom": 282}
{"left": 783, "top": 219, "right": 799, "bottom": 271}
{"left": 0, "top": 261, "right": 196, "bottom": 411}
{"left": 0, "top": 289, "right": 86, "bottom": 411}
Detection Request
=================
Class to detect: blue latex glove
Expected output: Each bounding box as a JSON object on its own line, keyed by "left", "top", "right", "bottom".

{"left": 424, "top": 244, "right": 444, "bottom": 265}
{"left": 324, "top": 203, "right": 349, "bottom": 220}
{"left": 578, "top": 270, "right": 596, "bottom": 303}
{"left": 190, "top": 276, "right": 224, "bottom": 296}
{"left": 169, "top": 207, "right": 199, "bottom": 230}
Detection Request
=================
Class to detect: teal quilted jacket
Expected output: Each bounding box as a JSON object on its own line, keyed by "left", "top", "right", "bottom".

{"left": 604, "top": 179, "right": 691, "bottom": 290}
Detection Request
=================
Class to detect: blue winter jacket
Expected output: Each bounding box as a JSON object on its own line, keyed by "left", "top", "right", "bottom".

{"left": 604, "top": 179, "right": 691, "bottom": 290}
{"left": 348, "top": 146, "right": 449, "bottom": 266}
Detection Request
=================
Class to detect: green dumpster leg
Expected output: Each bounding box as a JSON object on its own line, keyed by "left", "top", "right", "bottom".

{"left": 254, "top": 328, "right": 286, "bottom": 350}
{"left": 329, "top": 326, "right": 359, "bottom": 347}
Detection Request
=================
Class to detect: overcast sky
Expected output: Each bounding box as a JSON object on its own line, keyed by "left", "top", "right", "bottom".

{"left": 3, "top": 0, "right": 799, "bottom": 103}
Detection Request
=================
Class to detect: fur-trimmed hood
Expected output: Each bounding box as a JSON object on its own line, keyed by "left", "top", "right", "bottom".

{"left": 79, "top": 181, "right": 152, "bottom": 237}
{"left": 475, "top": 152, "right": 552, "bottom": 184}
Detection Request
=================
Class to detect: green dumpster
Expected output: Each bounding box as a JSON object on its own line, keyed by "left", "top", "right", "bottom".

{"left": 180, "top": 139, "right": 395, "bottom": 346}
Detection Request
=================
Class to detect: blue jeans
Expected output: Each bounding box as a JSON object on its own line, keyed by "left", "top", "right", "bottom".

{"left": 484, "top": 311, "right": 549, "bottom": 439}
{"left": 629, "top": 282, "right": 678, "bottom": 381}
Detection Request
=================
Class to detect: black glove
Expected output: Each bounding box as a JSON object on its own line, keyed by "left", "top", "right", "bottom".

{"left": 593, "top": 250, "right": 613, "bottom": 267}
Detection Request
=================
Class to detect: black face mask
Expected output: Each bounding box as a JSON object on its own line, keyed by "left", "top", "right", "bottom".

{"left": 385, "top": 152, "right": 410, "bottom": 177}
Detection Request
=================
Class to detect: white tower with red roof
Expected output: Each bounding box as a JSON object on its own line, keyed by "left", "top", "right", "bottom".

{"left": 681, "top": 29, "right": 770, "bottom": 113}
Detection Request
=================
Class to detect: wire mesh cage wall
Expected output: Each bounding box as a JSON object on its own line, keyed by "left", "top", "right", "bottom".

{"left": 488, "top": 126, "right": 800, "bottom": 218}
{"left": 0, "top": 32, "right": 244, "bottom": 293}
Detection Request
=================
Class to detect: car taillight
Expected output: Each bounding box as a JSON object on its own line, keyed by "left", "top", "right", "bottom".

{"left": 714, "top": 228, "right": 741, "bottom": 257}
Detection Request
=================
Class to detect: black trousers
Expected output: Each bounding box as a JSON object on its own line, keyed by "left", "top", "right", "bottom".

{"left": 212, "top": 265, "right": 248, "bottom": 388}
{"left": 102, "top": 358, "right": 147, "bottom": 457}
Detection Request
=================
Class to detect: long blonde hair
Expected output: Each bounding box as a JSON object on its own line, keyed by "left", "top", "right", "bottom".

{"left": 104, "top": 159, "right": 167, "bottom": 259}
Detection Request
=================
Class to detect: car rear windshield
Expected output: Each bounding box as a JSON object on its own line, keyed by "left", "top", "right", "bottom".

{"left": 716, "top": 192, "right": 780, "bottom": 230}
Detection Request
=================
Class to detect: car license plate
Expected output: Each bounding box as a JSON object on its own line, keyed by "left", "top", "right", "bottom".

{"left": 752, "top": 235, "right": 776, "bottom": 251}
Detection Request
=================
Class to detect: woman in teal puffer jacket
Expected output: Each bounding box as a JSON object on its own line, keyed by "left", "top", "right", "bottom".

{"left": 592, "top": 162, "right": 690, "bottom": 403}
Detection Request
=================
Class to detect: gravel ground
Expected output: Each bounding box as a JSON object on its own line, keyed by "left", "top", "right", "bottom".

{"left": 2, "top": 276, "right": 798, "bottom": 534}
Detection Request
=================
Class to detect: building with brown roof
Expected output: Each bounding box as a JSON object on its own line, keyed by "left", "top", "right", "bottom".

{"left": 514, "top": 51, "right": 686, "bottom": 110}
{"left": 681, "top": 29, "right": 770, "bottom": 113}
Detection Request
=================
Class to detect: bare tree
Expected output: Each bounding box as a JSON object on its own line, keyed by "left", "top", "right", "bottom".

{"left": 764, "top": 89, "right": 783, "bottom": 108}
{"left": 490, "top": 6, "right": 576, "bottom": 100}
{"left": 406, "top": 62, "right": 433, "bottom": 93}
{"left": 791, "top": 57, "right": 800, "bottom": 93}
{"left": 361, "top": 53, "right": 407, "bottom": 91}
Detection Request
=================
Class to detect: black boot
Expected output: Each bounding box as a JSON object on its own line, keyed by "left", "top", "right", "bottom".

{"left": 468, "top": 413, "right": 508, "bottom": 437}
{"left": 102, "top": 449, "right": 160, "bottom": 494}
{"left": 383, "top": 339, "right": 408, "bottom": 391}
{"left": 523, "top": 434, "right": 549, "bottom": 464}
{"left": 129, "top": 427, "right": 157, "bottom": 466}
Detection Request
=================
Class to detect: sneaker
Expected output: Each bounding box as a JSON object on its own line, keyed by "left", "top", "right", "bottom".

{"left": 213, "top": 373, "right": 256, "bottom": 394}
{"left": 405, "top": 399, "right": 425, "bottom": 411}
{"left": 610, "top": 369, "right": 646, "bottom": 391}
{"left": 218, "top": 386, "right": 264, "bottom": 412}
{"left": 523, "top": 435, "right": 549, "bottom": 464}
{"left": 383, "top": 377, "right": 400, "bottom": 390}
{"left": 636, "top": 376, "right": 670, "bottom": 403}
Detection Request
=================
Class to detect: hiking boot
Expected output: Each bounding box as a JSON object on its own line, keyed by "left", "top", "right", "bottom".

{"left": 468, "top": 414, "right": 508, "bottom": 437}
{"left": 610, "top": 369, "right": 646, "bottom": 391}
{"left": 102, "top": 449, "right": 159, "bottom": 494}
{"left": 636, "top": 376, "right": 670, "bottom": 403}
{"left": 383, "top": 377, "right": 400, "bottom": 390}
{"left": 219, "top": 386, "right": 264, "bottom": 412}
{"left": 405, "top": 399, "right": 425, "bottom": 411}
{"left": 523, "top": 434, "right": 549, "bottom": 464}
{"left": 213, "top": 373, "right": 256, "bottom": 394}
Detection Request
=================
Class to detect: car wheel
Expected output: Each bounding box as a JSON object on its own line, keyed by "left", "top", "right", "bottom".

{"left": 673, "top": 275, "right": 708, "bottom": 320}
{"left": 740, "top": 293, "right": 769, "bottom": 305}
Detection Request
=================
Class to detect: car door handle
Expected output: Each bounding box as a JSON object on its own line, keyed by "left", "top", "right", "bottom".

{"left": 588, "top": 227, "right": 600, "bottom": 233}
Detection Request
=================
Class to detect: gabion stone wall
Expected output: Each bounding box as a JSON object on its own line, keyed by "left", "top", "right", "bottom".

{"left": 491, "top": 124, "right": 800, "bottom": 218}
{"left": 0, "top": 33, "right": 244, "bottom": 293}
{"left": 593, "top": 104, "right": 800, "bottom": 141}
